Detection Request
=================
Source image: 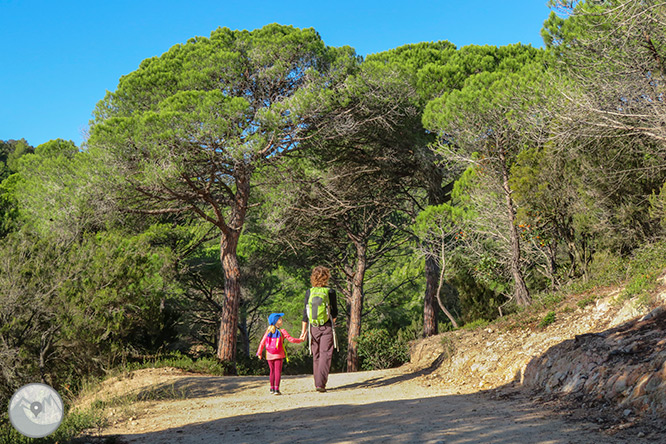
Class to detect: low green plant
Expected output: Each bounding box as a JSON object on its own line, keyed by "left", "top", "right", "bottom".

{"left": 538, "top": 311, "right": 556, "bottom": 328}
{"left": 584, "top": 250, "right": 627, "bottom": 288}
{"left": 460, "top": 318, "right": 490, "bottom": 330}
{"left": 625, "top": 241, "right": 666, "bottom": 277}
{"left": 122, "top": 352, "right": 232, "bottom": 376}
{"left": 614, "top": 241, "right": 666, "bottom": 304}
{"left": 0, "top": 404, "right": 106, "bottom": 444}
{"left": 619, "top": 272, "right": 659, "bottom": 301}
{"left": 536, "top": 292, "right": 565, "bottom": 310}
{"left": 577, "top": 294, "right": 598, "bottom": 309}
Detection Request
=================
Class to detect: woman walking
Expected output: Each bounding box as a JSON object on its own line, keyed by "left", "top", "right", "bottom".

{"left": 300, "top": 266, "right": 338, "bottom": 392}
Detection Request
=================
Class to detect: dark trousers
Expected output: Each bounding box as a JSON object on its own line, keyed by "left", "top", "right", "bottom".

{"left": 268, "top": 358, "right": 283, "bottom": 390}
{"left": 310, "top": 323, "right": 333, "bottom": 389}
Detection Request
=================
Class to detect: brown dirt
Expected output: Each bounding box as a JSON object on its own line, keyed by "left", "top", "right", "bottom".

{"left": 74, "top": 281, "right": 666, "bottom": 444}
{"left": 77, "top": 367, "right": 642, "bottom": 444}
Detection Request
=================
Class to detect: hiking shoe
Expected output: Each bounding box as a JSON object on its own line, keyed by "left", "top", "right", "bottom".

{"left": 273, "top": 390, "right": 281, "bottom": 395}
{"left": 316, "top": 387, "right": 326, "bottom": 393}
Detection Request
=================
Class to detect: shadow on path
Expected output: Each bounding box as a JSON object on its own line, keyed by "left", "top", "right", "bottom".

{"left": 333, "top": 354, "right": 448, "bottom": 392}
{"left": 116, "top": 375, "right": 266, "bottom": 402}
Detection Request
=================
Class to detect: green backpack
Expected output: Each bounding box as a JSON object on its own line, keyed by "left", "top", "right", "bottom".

{"left": 307, "top": 287, "right": 330, "bottom": 326}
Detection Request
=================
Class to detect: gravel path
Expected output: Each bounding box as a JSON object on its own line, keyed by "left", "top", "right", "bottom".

{"left": 91, "top": 367, "right": 643, "bottom": 444}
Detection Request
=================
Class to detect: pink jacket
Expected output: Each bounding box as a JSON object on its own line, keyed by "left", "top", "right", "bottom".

{"left": 256, "top": 328, "right": 303, "bottom": 360}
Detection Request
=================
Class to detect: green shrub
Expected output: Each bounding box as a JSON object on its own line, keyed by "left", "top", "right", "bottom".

{"left": 539, "top": 311, "right": 556, "bottom": 328}
{"left": 585, "top": 250, "right": 626, "bottom": 288}
{"left": 617, "top": 241, "right": 666, "bottom": 303}
{"left": 461, "top": 318, "right": 490, "bottom": 330}
{"left": 535, "top": 292, "right": 565, "bottom": 310}
{"left": 620, "top": 273, "right": 658, "bottom": 301}
{"left": 122, "top": 351, "right": 276, "bottom": 376}
{"left": 123, "top": 352, "right": 229, "bottom": 375}
{"left": 577, "top": 294, "right": 598, "bottom": 309}
{"left": 356, "top": 328, "right": 409, "bottom": 370}
{"left": 626, "top": 240, "right": 666, "bottom": 277}
{"left": 0, "top": 405, "right": 106, "bottom": 444}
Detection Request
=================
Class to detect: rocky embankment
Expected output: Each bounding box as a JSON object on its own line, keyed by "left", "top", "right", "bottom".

{"left": 523, "top": 305, "right": 666, "bottom": 421}
{"left": 408, "top": 283, "right": 666, "bottom": 435}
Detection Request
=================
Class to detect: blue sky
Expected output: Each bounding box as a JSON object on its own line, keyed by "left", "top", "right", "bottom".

{"left": 1, "top": 0, "right": 552, "bottom": 148}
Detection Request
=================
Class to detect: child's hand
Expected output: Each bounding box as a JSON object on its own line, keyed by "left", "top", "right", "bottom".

{"left": 256, "top": 354, "right": 262, "bottom": 360}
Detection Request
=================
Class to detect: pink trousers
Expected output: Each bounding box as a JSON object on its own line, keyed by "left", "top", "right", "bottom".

{"left": 268, "top": 358, "right": 283, "bottom": 390}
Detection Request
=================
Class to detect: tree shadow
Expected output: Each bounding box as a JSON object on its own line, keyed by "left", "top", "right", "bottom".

{"left": 333, "top": 353, "right": 449, "bottom": 392}
{"left": 118, "top": 375, "right": 266, "bottom": 401}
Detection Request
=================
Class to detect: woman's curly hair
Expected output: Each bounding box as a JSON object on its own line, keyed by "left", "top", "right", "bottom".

{"left": 310, "top": 266, "right": 331, "bottom": 287}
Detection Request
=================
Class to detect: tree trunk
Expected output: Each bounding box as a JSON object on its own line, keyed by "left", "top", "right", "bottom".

{"left": 217, "top": 230, "right": 242, "bottom": 369}
{"left": 423, "top": 255, "right": 439, "bottom": 337}
{"left": 216, "top": 173, "right": 250, "bottom": 369}
{"left": 346, "top": 241, "right": 367, "bottom": 372}
{"left": 435, "top": 243, "right": 458, "bottom": 328}
{"left": 423, "top": 170, "right": 450, "bottom": 337}
{"left": 499, "top": 151, "right": 531, "bottom": 306}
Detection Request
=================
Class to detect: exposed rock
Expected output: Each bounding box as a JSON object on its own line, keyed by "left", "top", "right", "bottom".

{"left": 523, "top": 306, "right": 666, "bottom": 418}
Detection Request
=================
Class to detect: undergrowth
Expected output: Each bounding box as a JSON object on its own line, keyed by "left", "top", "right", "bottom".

{"left": 0, "top": 407, "right": 106, "bottom": 444}
{"left": 461, "top": 241, "right": 666, "bottom": 334}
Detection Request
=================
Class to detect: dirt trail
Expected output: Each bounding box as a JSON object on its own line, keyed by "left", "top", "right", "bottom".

{"left": 87, "top": 366, "right": 646, "bottom": 444}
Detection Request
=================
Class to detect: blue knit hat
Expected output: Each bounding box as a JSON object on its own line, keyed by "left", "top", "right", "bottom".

{"left": 268, "top": 313, "right": 284, "bottom": 326}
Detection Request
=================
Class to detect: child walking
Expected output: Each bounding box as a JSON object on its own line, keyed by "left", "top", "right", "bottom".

{"left": 256, "top": 312, "right": 303, "bottom": 395}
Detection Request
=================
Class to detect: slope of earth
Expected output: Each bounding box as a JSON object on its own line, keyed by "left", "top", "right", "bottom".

{"left": 408, "top": 277, "right": 666, "bottom": 441}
